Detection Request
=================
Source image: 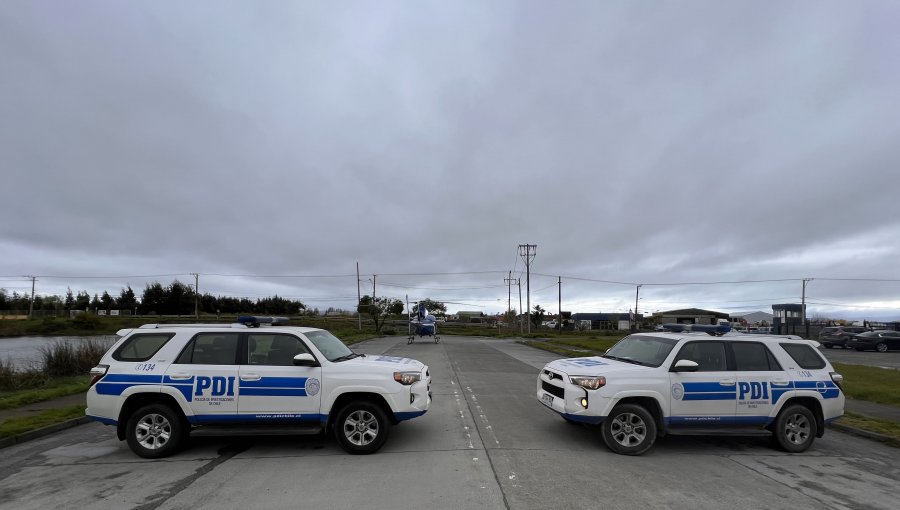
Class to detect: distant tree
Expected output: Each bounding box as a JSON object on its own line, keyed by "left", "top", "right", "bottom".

{"left": 64, "top": 288, "right": 74, "bottom": 311}
{"left": 503, "top": 308, "right": 518, "bottom": 325}
{"left": 416, "top": 298, "right": 447, "bottom": 315}
{"left": 117, "top": 286, "right": 137, "bottom": 313}
{"left": 75, "top": 291, "right": 91, "bottom": 311}
{"left": 530, "top": 305, "right": 546, "bottom": 329}
{"left": 140, "top": 282, "right": 165, "bottom": 314}
{"left": 90, "top": 293, "right": 102, "bottom": 310}
{"left": 358, "top": 295, "right": 403, "bottom": 333}
{"left": 100, "top": 291, "right": 114, "bottom": 311}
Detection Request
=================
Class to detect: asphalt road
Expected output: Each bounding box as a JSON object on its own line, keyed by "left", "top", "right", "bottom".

{"left": 0, "top": 336, "right": 898, "bottom": 510}
{"left": 819, "top": 347, "right": 900, "bottom": 370}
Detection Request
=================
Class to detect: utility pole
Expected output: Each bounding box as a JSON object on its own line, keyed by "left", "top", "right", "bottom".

{"left": 802, "top": 278, "right": 812, "bottom": 338}
{"left": 191, "top": 272, "right": 199, "bottom": 319}
{"left": 372, "top": 274, "right": 376, "bottom": 302}
{"left": 517, "top": 278, "right": 523, "bottom": 333}
{"left": 504, "top": 271, "right": 514, "bottom": 320}
{"left": 26, "top": 275, "right": 36, "bottom": 318}
{"left": 558, "top": 276, "right": 562, "bottom": 331}
{"left": 633, "top": 284, "right": 642, "bottom": 331}
{"left": 518, "top": 244, "right": 536, "bottom": 333}
{"left": 356, "top": 262, "right": 362, "bottom": 330}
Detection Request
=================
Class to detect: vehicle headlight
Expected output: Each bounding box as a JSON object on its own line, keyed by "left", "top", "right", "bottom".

{"left": 569, "top": 375, "right": 606, "bottom": 390}
{"left": 394, "top": 371, "right": 421, "bottom": 385}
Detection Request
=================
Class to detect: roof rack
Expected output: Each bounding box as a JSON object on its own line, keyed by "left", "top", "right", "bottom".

{"left": 137, "top": 323, "right": 248, "bottom": 329}
{"left": 237, "top": 316, "right": 290, "bottom": 327}
{"left": 662, "top": 323, "right": 732, "bottom": 336}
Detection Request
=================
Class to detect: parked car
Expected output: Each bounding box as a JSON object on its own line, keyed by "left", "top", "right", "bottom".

{"left": 845, "top": 330, "right": 900, "bottom": 352}
{"left": 818, "top": 326, "right": 872, "bottom": 349}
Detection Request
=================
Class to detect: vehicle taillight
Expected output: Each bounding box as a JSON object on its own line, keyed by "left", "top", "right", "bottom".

{"left": 830, "top": 371, "right": 844, "bottom": 391}
{"left": 89, "top": 365, "right": 109, "bottom": 388}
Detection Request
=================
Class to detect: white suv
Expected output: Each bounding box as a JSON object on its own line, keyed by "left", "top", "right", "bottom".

{"left": 87, "top": 323, "right": 431, "bottom": 458}
{"left": 537, "top": 330, "right": 844, "bottom": 455}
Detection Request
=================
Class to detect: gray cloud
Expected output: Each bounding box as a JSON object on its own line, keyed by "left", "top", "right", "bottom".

{"left": 2, "top": 1, "right": 899, "bottom": 319}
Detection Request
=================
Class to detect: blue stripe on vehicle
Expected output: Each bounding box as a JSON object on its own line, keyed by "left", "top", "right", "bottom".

{"left": 187, "top": 414, "right": 327, "bottom": 424}
{"left": 239, "top": 388, "right": 307, "bottom": 397}
{"left": 561, "top": 413, "right": 605, "bottom": 425}
{"left": 669, "top": 416, "right": 771, "bottom": 426}
{"left": 165, "top": 384, "right": 194, "bottom": 402}
{"left": 683, "top": 392, "right": 737, "bottom": 401}
{"left": 394, "top": 410, "right": 427, "bottom": 421}
{"left": 95, "top": 383, "right": 139, "bottom": 396}
{"left": 239, "top": 377, "right": 308, "bottom": 388}
{"left": 683, "top": 382, "right": 735, "bottom": 392}
{"left": 87, "top": 415, "right": 118, "bottom": 426}
{"left": 101, "top": 374, "right": 164, "bottom": 384}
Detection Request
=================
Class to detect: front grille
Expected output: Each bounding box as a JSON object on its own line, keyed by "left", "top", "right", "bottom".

{"left": 542, "top": 380, "right": 565, "bottom": 399}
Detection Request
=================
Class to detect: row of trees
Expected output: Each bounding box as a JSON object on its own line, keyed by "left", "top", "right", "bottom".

{"left": 0, "top": 281, "right": 307, "bottom": 316}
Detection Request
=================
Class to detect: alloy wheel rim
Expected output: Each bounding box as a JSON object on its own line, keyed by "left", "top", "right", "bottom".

{"left": 610, "top": 412, "right": 646, "bottom": 447}
{"left": 135, "top": 413, "right": 172, "bottom": 450}
{"left": 784, "top": 413, "right": 810, "bottom": 445}
{"left": 343, "top": 410, "right": 379, "bottom": 446}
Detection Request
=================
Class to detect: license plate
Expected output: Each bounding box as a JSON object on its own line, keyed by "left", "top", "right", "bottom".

{"left": 541, "top": 393, "right": 554, "bottom": 407}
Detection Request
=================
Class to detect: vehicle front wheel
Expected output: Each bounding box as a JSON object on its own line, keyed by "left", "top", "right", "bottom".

{"left": 876, "top": 343, "right": 888, "bottom": 353}
{"left": 772, "top": 404, "right": 817, "bottom": 453}
{"left": 601, "top": 403, "right": 657, "bottom": 455}
{"left": 125, "top": 404, "right": 185, "bottom": 459}
{"left": 334, "top": 402, "right": 390, "bottom": 455}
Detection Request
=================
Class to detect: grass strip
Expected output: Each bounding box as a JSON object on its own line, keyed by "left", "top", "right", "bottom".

{"left": 837, "top": 412, "right": 900, "bottom": 447}
{"left": 0, "top": 377, "right": 89, "bottom": 411}
{"left": 832, "top": 363, "right": 900, "bottom": 407}
{"left": 0, "top": 405, "right": 86, "bottom": 439}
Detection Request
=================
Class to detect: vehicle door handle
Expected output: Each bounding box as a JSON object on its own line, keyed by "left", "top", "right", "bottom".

{"left": 240, "top": 374, "right": 261, "bottom": 381}
{"left": 771, "top": 380, "right": 790, "bottom": 386}
{"left": 719, "top": 379, "right": 736, "bottom": 386}
{"left": 168, "top": 372, "right": 193, "bottom": 380}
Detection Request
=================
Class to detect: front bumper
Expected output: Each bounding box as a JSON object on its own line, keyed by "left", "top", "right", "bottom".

{"left": 536, "top": 368, "right": 607, "bottom": 425}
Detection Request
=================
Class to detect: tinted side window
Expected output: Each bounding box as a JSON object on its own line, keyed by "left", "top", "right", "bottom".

{"left": 779, "top": 343, "right": 826, "bottom": 369}
{"left": 113, "top": 333, "right": 174, "bottom": 361}
{"left": 732, "top": 342, "right": 781, "bottom": 371}
{"left": 673, "top": 341, "right": 727, "bottom": 371}
{"left": 175, "top": 333, "right": 239, "bottom": 365}
{"left": 248, "top": 334, "right": 309, "bottom": 366}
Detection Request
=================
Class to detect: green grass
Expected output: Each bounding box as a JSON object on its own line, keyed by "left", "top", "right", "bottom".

{"left": 833, "top": 363, "right": 900, "bottom": 407}
{"left": 0, "top": 377, "right": 89, "bottom": 410}
{"left": 0, "top": 405, "right": 86, "bottom": 439}
{"left": 522, "top": 336, "right": 624, "bottom": 358}
{"left": 837, "top": 412, "right": 900, "bottom": 446}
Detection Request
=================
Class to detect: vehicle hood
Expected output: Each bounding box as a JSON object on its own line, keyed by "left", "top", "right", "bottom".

{"left": 545, "top": 356, "right": 655, "bottom": 376}
{"left": 338, "top": 354, "right": 426, "bottom": 372}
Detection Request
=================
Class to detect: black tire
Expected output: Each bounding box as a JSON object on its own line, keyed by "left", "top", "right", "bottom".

{"left": 125, "top": 403, "right": 185, "bottom": 459}
{"left": 601, "top": 403, "right": 657, "bottom": 456}
{"left": 876, "top": 343, "right": 888, "bottom": 353}
{"left": 334, "top": 401, "right": 390, "bottom": 454}
{"left": 772, "top": 404, "right": 817, "bottom": 453}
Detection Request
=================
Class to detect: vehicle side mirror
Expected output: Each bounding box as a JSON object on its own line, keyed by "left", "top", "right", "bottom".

{"left": 671, "top": 359, "right": 699, "bottom": 372}
{"left": 293, "top": 353, "right": 319, "bottom": 367}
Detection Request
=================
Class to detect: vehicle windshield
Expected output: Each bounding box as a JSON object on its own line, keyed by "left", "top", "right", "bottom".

{"left": 304, "top": 330, "right": 354, "bottom": 362}
{"left": 603, "top": 335, "right": 679, "bottom": 367}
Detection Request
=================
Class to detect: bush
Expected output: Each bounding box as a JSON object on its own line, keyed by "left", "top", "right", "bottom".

{"left": 39, "top": 338, "right": 110, "bottom": 377}
{"left": 71, "top": 312, "right": 102, "bottom": 330}
{"left": 0, "top": 358, "right": 49, "bottom": 391}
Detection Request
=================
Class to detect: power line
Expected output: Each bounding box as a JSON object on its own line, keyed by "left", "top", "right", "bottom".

{"left": 377, "top": 282, "right": 507, "bottom": 291}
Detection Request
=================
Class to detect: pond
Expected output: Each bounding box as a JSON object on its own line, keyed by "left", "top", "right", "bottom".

{"left": 0, "top": 335, "right": 117, "bottom": 370}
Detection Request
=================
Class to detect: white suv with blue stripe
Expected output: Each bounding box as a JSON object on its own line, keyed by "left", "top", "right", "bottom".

{"left": 537, "top": 329, "right": 844, "bottom": 455}
{"left": 87, "top": 323, "right": 431, "bottom": 458}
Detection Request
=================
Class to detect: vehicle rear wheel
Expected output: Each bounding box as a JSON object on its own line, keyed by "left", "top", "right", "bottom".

{"left": 601, "top": 403, "right": 656, "bottom": 456}
{"left": 876, "top": 343, "right": 888, "bottom": 353}
{"left": 125, "top": 404, "right": 185, "bottom": 459}
{"left": 334, "top": 401, "right": 390, "bottom": 455}
{"left": 772, "top": 404, "right": 817, "bottom": 453}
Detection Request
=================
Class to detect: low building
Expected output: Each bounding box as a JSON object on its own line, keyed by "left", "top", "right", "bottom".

{"left": 772, "top": 303, "right": 804, "bottom": 335}
{"left": 570, "top": 312, "right": 642, "bottom": 331}
{"left": 655, "top": 308, "right": 729, "bottom": 326}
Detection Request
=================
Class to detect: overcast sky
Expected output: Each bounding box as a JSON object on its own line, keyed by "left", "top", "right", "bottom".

{"left": 2, "top": 1, "right": 899, "bottom": 320}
